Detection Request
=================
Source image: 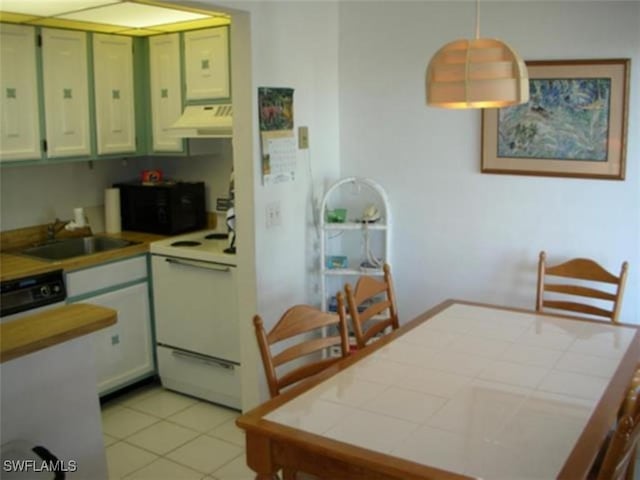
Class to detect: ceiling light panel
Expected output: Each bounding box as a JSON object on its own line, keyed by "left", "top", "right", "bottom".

{"left": 0, "top": 0, "right": 117, "bottom": 17}
{"left": 60, "top": 2, "right": 209, "bottom": 28}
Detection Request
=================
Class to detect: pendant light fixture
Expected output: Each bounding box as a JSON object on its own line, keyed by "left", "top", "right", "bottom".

{"left": 426, "top": 0, "right": 529, "bottom": 109}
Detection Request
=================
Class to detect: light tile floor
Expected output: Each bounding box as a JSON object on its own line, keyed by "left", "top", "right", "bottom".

{"left": 101, "top": 384, "right": 254, "bottom": 479}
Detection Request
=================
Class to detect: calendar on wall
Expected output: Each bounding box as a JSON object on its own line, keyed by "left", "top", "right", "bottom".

{"left": 258, "top": 87, "right": 297, "bottom": 185}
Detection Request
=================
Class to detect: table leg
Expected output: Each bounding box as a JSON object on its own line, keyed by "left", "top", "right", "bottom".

{"left": 245, "top": 432, "right": 280, "bottom": 479}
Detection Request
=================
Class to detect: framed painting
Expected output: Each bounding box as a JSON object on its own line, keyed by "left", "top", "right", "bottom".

{"left": 481, "top": 59, "right": 630, "bottom": 180}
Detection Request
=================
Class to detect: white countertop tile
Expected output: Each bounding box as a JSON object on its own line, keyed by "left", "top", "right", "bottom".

{"left": 315, "top": 374, "right": 389, "bottom": 407}
{"left": 537, "top": 370, "right": 610, "bottom": 400}
{"left": 478, "top": 359, "right": 550, "bottom": 389}
{"left": 498, "top": 342, "right": 564, "bottom": 368}
{"left": 361, "top": 386, "right": 447, "bottom": 423}
{"left": 426, "top": 380, "right": 531, "bottom": 439}
{"left": 391, "top": 425, "right": 471, "bottom": 475}
{"left": 323, "top": 409, "right": 418, "bottom": 454}
{"left": 555, "top": 351, "right": 620, "bottom": 378}
{"left": 396, "top": 366, "right": 474, "bottom": 398}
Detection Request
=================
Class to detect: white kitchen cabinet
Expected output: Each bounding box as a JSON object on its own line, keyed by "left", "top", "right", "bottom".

{"left": 320, "top": 177, "right": 391, "bottom": 347}
{"left": 184, "top": 27, "right": 230, "bottom": 101}
{"left": 149, "top": 33, "right": 184, "bottom": 152}
{"left": 66, "top": 256, "right": 154, "bottom": 396}
{"left": 93, "top": 33, "right": 137, "bottom": 155}
{"left": 0, "top": 24, "right": 41, "bottom": 162}
{"left": 41, "top": 28, "right": 92, "bottom": 159}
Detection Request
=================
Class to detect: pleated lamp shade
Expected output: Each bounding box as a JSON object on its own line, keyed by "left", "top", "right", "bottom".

{"left": 426, "top": 38, "right": 529, "bottom": 109}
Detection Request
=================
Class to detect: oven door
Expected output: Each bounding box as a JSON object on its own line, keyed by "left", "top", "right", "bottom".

{"left": 151, "top": 255, "right": 239, "bottom": 363}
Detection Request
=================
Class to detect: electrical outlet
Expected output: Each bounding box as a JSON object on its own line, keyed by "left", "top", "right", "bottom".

{"left": 266, "top": 201, "right": 282, "bottom": 229}
{"left": 298, "top": 126, "right": 309, "bottom": 149}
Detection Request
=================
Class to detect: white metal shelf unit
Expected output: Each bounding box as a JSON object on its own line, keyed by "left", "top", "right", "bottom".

{"left": 319, "top": 177, "right": 391, "bottom": 317}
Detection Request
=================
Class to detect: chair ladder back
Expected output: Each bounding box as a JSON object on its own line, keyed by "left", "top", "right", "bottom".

{"left": 267, "top": 306, "right": 341, "bottom": 343}
{"left": 272, "top": 335, "right": 345, "bottom": 367}
{"left": 253, "top": 315, "right": 280, "bottom": 398}
{"left": 344, "top": 263, "right": 399, "bottom": 349}
{"left": 253, "top": 305, "right": 350, "bottom": 398}
{"left": 597, "top": 415, "right": 640, "bottom": 480}
{"left": 276, "top": 357, "right": 342, "bottom": 393}
{"left": 383, "top": 263, "right": 400, "bottom": 330}
{"left": 613, "top": 262, "right": 630, "bottom": 323}
{"left": 536, "top": 251, "right": 629, "bottom": 323}
{"left": 547, "top": 257, "right": 622, "bottom": 283}
{"left": 352, "top": 275, "right": 387, "bottom": 305}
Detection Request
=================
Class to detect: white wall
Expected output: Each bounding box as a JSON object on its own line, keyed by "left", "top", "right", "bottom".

{"left": 0, "top": 158, "right": 145, "bottom": 230}
{"left": 338, "top": 1, "right": 640, "bottom": 323}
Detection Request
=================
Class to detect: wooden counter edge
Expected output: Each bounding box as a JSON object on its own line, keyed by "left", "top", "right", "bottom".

{"left": 0, "top": 303, "right": 117, "bottom": 363}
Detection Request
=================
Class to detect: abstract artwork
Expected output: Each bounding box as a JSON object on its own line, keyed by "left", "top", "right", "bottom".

{"left": 482, "top": 59, "right": 629, "bottom": 180}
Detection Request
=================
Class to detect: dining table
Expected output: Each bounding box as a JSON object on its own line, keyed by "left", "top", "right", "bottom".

{"left": 236, "top": 299, "right": 640, "bottom": 480}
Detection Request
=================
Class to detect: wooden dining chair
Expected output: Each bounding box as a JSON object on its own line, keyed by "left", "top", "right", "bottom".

{"left": 536, "top": 251, "right": 629, "bottom": 322}
{"left": 343, "top": 263, "right": 399, "bottom": 349}
{"left": 254, "top": 304, "right": 350, "bottom": 398}
{"left": 594, "top": 371, "right": 640, "bottom": 480}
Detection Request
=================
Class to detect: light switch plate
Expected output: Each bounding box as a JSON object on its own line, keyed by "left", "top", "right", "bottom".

{"left": 298, "top": 126, "right": 309, "bottom": 149}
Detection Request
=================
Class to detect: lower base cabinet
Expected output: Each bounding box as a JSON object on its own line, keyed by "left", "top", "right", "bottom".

{"left": 1, "top": 336, "right": 108, "bottom": 479}
{"left": 66, "top": 256, "right": 154, "bottom": 396}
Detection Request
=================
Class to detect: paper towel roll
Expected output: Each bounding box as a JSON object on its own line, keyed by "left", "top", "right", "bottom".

{"left": 73, "top": 207, "right": 86, "bottom": 227}
{"left": 105, "top": 188, "right": 121, "bottom": 233}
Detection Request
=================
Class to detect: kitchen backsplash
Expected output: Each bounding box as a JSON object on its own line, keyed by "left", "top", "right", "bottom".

{"left": 0, "top": 143, "right": 232, "bottom": 233}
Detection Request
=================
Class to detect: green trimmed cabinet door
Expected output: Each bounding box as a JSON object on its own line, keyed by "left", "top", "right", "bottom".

{"left": 41, "top": 28, "right": 92, "bottom": 159}
{"left": 184, "top": 27, "right": 230, "bottom": 101}
{"left": 149, "top": 33, "right": 183, "bottom": 152}
{"left": 93, "top": 33, "right": 136, "bottom": 155}
{"left": 0, "top": 24, "right": 41, "bottom": 162}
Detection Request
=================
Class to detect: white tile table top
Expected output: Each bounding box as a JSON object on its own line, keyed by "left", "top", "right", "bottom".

{"left": 264, "top": 303, "right": 638, "bottom": 479}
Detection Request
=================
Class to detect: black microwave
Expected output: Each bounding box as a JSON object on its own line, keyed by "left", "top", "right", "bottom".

{"left": 114, "top": 181, "right": 206, "bottom": 235}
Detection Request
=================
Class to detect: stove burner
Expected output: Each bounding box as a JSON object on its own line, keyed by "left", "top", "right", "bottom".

{"left": 171, "top": 241, "right": 202, "bottom": 247}
{"left": 204, "top": 233, "right": 229, "bottom": 240}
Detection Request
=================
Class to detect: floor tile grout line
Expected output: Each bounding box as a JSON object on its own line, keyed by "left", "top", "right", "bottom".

{"left": 102, "top": 387, "right": 248, "bottom": 479}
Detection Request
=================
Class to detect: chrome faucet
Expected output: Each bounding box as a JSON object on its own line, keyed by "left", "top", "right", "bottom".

{"left": 46, "top": 218, "right": 68, "bottom": 241}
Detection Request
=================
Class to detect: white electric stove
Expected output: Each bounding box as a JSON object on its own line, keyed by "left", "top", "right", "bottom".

{"left": 150, "top": 229, "right": 241, "bottom": 409}
{"left": 149, "top": 229, "right": 237, "bottom": 265}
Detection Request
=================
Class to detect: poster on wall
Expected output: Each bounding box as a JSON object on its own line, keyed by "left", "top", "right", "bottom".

{"left": 258, "top": 87, "right": 297, "bottom": 185}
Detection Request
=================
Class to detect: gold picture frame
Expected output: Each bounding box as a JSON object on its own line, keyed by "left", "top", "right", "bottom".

{"left": 481, "top": 59, "right": 630, "bottom": 180}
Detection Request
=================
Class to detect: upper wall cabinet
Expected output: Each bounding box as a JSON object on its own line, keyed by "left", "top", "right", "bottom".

{"left": 41, "top": 28, "right": 92, "bottom": 159}
{"left": 93, "top": 33, "right": 136, "bottom": 155}
{"left": 184, "top": 27, "right": 230, "bottom": 101}
{"left": 0, "top": 24, "right": 41, "bottom": 162}
{"left": 149, "top": 33, "right": 183, "bottom": 152}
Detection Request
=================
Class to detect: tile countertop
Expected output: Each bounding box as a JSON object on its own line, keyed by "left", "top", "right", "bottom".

{"left": 0, "top": 231, "right": 167, "bottom": 282}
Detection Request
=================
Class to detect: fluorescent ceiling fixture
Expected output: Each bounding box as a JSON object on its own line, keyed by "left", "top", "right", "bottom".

{"left": 61, "top": 3, "right": 209, "bottom": 28}
{"left": 0, "top": 1, "right": 229, "bottom": 33}
{"left": 0, "top": 1, "right": 117, "bottom": 17}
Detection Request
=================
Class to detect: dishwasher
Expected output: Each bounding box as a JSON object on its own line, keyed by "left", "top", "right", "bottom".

{"left": 1, "top": 269, "right": 70, "bottom": 479}
{"left": 1, "top": 269, "right": 67, "bottom": 322}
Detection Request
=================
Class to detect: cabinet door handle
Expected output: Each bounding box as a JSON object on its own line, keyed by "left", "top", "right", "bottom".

{"left": 171, "top": 349, "right": 235, "bottom": 370}
{"left": 164, "top": 257, "right": 231, "bottom": 272}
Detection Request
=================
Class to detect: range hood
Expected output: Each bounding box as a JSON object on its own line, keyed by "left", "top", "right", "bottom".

{"left": 169, "top": 104, "right": 232, "bottom": 138}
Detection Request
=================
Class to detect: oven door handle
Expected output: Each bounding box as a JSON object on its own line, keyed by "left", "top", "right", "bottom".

{"left": 164, "top": 257, "right": 231, "bottom": 272}
{"left": 171, "top": 349, "right": 236, "bottom": 370}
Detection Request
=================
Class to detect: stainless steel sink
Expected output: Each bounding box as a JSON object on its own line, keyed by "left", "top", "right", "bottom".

{"left": 21, "top": 236, "right": 140, "bottom": 261}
